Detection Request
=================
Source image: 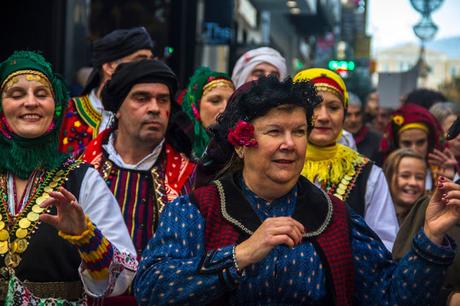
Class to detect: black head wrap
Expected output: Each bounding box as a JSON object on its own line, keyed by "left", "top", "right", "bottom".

{"left": 211, "top": 76, "right": 320, "bottom": 146}
{"left": 82, "top": 27, "right": 154, "bottom": 95}
{"left": 194, "top": 76, "right": 321, "bottom": 186}
{"left": 101, "top": 59, "right": 177, "bottom": 113}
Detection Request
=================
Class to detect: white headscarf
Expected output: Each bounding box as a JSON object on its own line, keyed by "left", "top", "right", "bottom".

{"left": 231, "top": 47, "right": 287, "bottom": 88}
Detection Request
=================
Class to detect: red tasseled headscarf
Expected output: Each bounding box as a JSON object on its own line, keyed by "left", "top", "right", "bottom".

{"left": 379, "top": 103, "right": 444, "bottom": 160}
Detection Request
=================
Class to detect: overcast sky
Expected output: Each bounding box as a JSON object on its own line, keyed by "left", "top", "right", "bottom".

{"left": 368, "top": 0, "right": 460, "bottom": 52}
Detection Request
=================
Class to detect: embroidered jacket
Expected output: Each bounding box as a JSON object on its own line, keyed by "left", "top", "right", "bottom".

{"left": 59, "top": 96, "right": 101, "bottom": 155}
{"left": 81, "top": 129, "right": 196, "bottom": 256}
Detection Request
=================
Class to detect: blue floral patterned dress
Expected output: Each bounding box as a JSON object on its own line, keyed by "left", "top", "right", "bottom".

{"left": 134, "top": 177, "right": 454, "bottom": 305}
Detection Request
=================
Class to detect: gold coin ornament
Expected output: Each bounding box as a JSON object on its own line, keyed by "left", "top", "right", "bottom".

{"left": 5, "top": 253, "right": 20, "bottom": 268}
{"left": 32, "top": 205, "right": 44, "bottom": 214}
{"left": 0, "top": 230, "right": 9, "bottom": 241}
{"left": 36, "top": 196, "right": 49, "bottom": 206}
{"left": 0, "top": 241, "right": 8, "bottom": 255}
{"left": 0, "top": 160, "right": 82, "bottom": 270}
{"left": 18, "top": 219, "right": 31, "bottom": 229}
{"left": 12, "top": 239, "right": 28, "bottom": 254}
{"left": 27, "top": 212, "right": 39, "bottom": 222}
{"left": 15, "top": 228, "right": 27, "bottom": 239}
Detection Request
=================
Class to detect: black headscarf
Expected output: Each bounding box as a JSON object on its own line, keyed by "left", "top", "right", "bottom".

{"left": 101, "top": 59, "right": 177, "bottom": 113}
{"left": 194, "top": 76, "right": 321, "bottom": 187}
{"left": 82, "top": 27, "right": 154, "bottom": 95}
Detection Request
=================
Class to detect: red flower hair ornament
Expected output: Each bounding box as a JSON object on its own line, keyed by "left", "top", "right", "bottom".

{"left": 227, "top": 120, "right": 258, "bottom": 147}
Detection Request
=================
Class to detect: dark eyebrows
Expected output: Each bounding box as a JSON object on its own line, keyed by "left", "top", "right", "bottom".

{"left": 130, "top": 91, "right": 150, "bottom": 97}
{"left": 263, "top": 123, "right": 307, "bottom": 129}
{"left": 130, "top": 90, "right": 170, "bottom": 99}
{"left": 157, "top": 93, "right": 171, "bottom": 99}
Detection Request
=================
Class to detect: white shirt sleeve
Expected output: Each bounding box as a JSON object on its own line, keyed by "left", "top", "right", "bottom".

{"left": 425, "top": 169, "right": 433, "bottom": 190}
{"left": 364, "top": 165, "right": 399, "bottom": 251}
{"left": 77, "top": 167, "right": 137, "bottom": 297}
{"left": 338, "top": 129, "right": 357, "bottom": 151}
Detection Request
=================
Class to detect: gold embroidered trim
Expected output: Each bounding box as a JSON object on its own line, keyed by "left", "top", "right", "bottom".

{"left": 151, "top": 167, "right": 166, "bottom": 214}
{"left": 1, "top": 70, "right": 51, "bottom": 92}
{"left": 315, "top": 84, "right": 344, "bottom": 102}
{"left": 101, "top": 159, "right": 113, "bottom": 182}
{"left": 202, "top": 79, "right": 235, "bottom": 97}
{"left": 74, "top": 96, "right": 102, "bottom": 138}
{"left": 214, "top": 180, "right": 253, "bottom": 235}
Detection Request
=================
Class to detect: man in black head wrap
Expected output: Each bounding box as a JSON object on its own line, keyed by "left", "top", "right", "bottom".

{"left": 59, "top": 26, "right": 154, "bottom": 155}
{"left": 81, "top": 60, "right": 195, "bottom": 304}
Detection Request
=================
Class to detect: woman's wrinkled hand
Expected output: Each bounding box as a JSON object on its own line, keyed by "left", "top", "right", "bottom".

{"left": 235, "top": 217, "right": 305, "bottom": 270}
{"left": 39, "top": 187, "right": 87, "bottom": 235}
{"left": 424, "top": 177, "right": 460, "bottom": 245}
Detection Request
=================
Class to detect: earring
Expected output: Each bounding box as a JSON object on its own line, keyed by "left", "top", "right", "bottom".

{"left": 236, "top": 148, "right": 244, "bottom": 159}
{"left": 311, "top": 115, "right": 318, "bottom": 126}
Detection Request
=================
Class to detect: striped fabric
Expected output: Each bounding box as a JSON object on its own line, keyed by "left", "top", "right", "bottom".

{"left": 107, "top": 166, "right": 158, "bottom": 256}
{"left": 82, "top": 129, "right": 196, "bottom": 257}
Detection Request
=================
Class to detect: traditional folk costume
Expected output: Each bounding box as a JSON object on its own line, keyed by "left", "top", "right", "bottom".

{"left": 82, "top": 60, "right": 195, "bottom": 304}
{"left": 82, "top": 130, "right": 195, "bottom": 256}
{"left": 59, "top": 27, "right": 154, "bottom": 155}
{"left": 179, "top": 67, "right": 234, "bottom": 160}
{"left": 134, "top": 77, "right": 455, "bottom": 306}
{"left": 59, "top": 90, "right": 112, "bottom": 155}
{"left": 380, "top": 103, "right": 444, "bottom": 190}
{"left": 0, "top": 51, "right": 136, "bottom": 305}
{"left": 294, "top": 68, "right": 398, "bottom": 251}
{"left": 392, "top": 195, "right": 460, "bottom": 305}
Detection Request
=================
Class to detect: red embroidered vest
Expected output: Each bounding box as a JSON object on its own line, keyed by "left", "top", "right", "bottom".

{"left": 190, "top": 176, "right": 354, "bottom": 306}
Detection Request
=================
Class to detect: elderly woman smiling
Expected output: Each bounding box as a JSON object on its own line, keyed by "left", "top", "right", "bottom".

{"left": 134, "top": 76, "right": 459, "bottom": 305}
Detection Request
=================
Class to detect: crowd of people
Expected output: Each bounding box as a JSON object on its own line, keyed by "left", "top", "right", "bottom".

{"left": 1, "top": 26, "right": 460, "bottom": 305}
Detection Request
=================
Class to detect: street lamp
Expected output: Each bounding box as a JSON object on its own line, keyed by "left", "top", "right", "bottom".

{"left": 410, "top": 0, "right": 444, "bottom": 80}
{"left": 413, "top": 15, "right": 438, "bottom": 41}
{"left": 410, "top": 0, "right": 443, "bottom": 15}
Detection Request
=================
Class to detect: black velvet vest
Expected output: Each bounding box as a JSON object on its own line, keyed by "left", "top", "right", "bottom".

{"left": 4, "top": 164, "right": 90, "bottom": 282}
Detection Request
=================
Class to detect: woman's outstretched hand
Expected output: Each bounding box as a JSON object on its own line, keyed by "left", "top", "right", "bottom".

{"left": 39, "top": 187, "right": 87, "bottom": 235}
{"left": 424, "top": 177, "right": 460, "bottom": 245}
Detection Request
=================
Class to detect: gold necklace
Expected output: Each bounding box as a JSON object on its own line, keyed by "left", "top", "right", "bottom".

{"left": 0, "top": 160, "right": 81, "bottom": 269}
